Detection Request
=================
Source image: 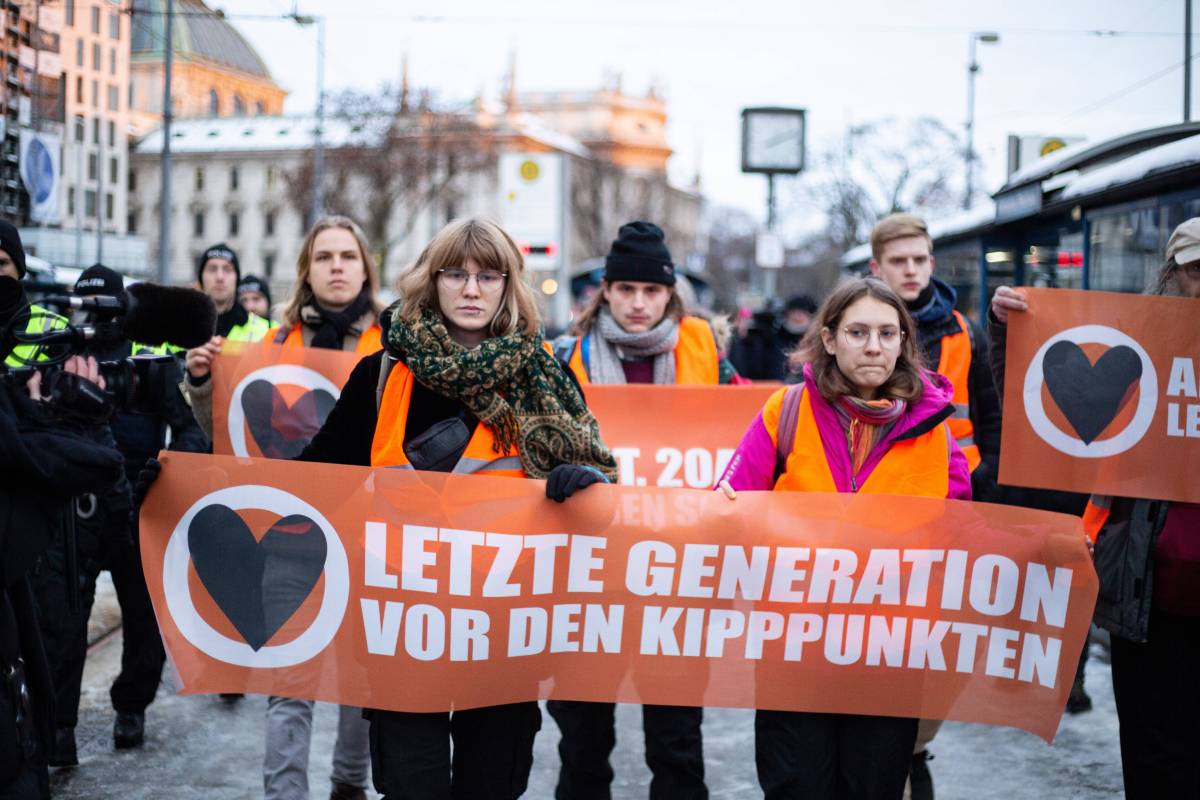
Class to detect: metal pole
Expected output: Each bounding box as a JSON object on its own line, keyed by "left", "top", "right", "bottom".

{"left": 764, "top": 173, "right": 777, "bottom": 299}
{"left": 965, "top": 35, "right": 978, "bottom": 210}
{"left": 74, "top": 124, "right": 82, "bottom": 267}
{"left": 1187, "top": 0, "right": 1193, "bottom": 122}
{"left": 96, "top": 122, "right": 104, "bottom": 263}
{"left": 309, "top": 17, "right": 325, "bottom": 227}
{"left": 554, "top": 154, "right": 571, "bottom": 331}
{"left": 157, "top": 0, "right": 174, "bottom": 284}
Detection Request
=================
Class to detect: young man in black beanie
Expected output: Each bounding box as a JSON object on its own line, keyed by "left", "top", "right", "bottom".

{"left": 237, "top": 274, "right": 273, "bottom": 321}
{"left": 196, "top": 243, "right": 270, "bottom": 342}
{"left": 548, "top": 221, "right": 715, "bottom": 800}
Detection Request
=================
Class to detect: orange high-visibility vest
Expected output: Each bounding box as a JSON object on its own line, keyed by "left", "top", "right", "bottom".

{"left": 1082, "top": 496, "right": 1113, "bottom": 543}
{"left": 370, "top": 359, "right": 526, "bottom": 477}
{"left": 272, "top": 323, "right": 383, "bottom": 354}
{"left": 766, "top": 386, "right": 952, "bottom": 497}
{"left": 936, "top": 310, "right": 981, "bottom": 472}
{"left": 567, "top": 315, "right": 720, "bottom": 386}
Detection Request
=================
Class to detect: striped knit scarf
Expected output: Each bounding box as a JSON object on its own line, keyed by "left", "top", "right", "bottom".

{"left": 835, "top": 395, "right": 907, "bottom": 474}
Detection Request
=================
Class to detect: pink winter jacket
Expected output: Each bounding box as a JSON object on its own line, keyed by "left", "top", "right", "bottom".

{"left": 717, "top": 364, "right": 972, "bottom": 500}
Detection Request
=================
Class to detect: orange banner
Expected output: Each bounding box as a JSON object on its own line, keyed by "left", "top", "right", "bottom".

{"left": 209, "top": 343, "right": 778, "bottom": 484}
{"left": 999, "top": 288, "right": 1200, "bottom": 503}
{"left": 141, "top": 452, "right": 1096, "bottom": 742}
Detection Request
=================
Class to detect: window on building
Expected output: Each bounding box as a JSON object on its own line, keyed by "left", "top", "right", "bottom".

{"left": 1088, "top": 205, "right": 1162, "bottom": 294}
{"left": 87, "top": 153, "right": 97, "bottom": 180}
{"left": 107, "top": 120, "right": 115, "bottom": 147}
{"left": 255, "top": 101, "right": 265, "bottom": 116}
{"left": 75, "top": 39, "right": 83, "bottom": 67}
{"left": 128, "top": 169, "right": 136, "bottom": 191}
{"left": 109, "top": 157, "right": 118, "bottom": 184}
{"left": 91, "top": 79, "right": 99, "bottom": 108}
{"left": 194, "top": 211, "right": 206, "bottom": 238}
{"left": 128, "top": 211, "right": 137, "bottom": 234}
{"left": 75, "top": 76, "right": 83, "bottom": 103}
{"left": 92, "top": 42, "right": 101, "bottom": 71}
{"left": 67, "top": 188, "right": 75, "bottom": 216}
{"left": 91, "top": 117, "right": 99, "bottom": 144}
{"left": 263, "top": 253, "right": 275, "bottom": 277}
{"left": 264, "top": 210, "right": 275, "bottom": 237}
{"left": 128, "top": 82, "right": 135, "bottom": 110}
{"left": 195, "top": 167, "right": 205, "bottom": 192}
{"left": 109, "top": 48, "right": 116, "bottom": 75}
{"left": 265, "top": 166, "right": 277, "bottom": 191}
{"left": 108, "top": 85, "right": 119, "bottom": 111}
{"left": 90, "top": 6, "right": 100, "bottom": 34}
{"left": 229, "top": 211, "right": 240, "bottom": 237}
{"left": 66, "top": 0, "right": 74, "bottom": 26}
{"left": 105, "top": 193, "right": 114, "bottom": 220}
{"left": 208, "top": 89, "right": 219, "bottom": 116}
{"left": 109, "top": 10, "right": 120, "bottom": 40}
{"left": 233, "top": 95, "right": 245, "bottom": 116}
{"left": 74, "top": 115, "right": 84, "bottom": 143}
{"left": 229, "top": 167, "right": 239, "bottom": 190}
{"left": 85, "top": 190, "right": 96, "bottom": 216}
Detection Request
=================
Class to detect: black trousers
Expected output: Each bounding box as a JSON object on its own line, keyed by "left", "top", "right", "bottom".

{"left": 1110, "top": 610, "right": 1200, "bottom": 799}
{"left": 368, "top": 702, "right": 540, "bottom": 800}
{"left": 755, "top": 710, "right": 917, "bottom": 800}
{"left": 107, "top": 533, "right": 165, "bottom": 714}
{"left": 546, "top": 701, "right": 706, "bottom": 800}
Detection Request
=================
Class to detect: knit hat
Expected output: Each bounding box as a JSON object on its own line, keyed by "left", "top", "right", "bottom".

{"left": 197, "top": 243, "right": 240, "bottom": 282}
{"left": 604, "top": 221, "right": 675, "bottom": 286}
{"left": 1166, "top": 217, "right": 1200, "bottom": 266}
{"left": 785, "top": 294, "right": 817, "bottom": 315}
{"left": 237, "top": 274, "right": 271, "bottom": 307}
{"left": 74, "top": 263, "right": 123, "bottom": 296}
{"left": 0, "top": 220, "right": 27, "bottom": 279}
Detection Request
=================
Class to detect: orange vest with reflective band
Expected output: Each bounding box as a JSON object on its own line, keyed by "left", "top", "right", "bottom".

{"left": 936, "top": 310, "right": 980, "bottom": 472}
{"left": 567, "top": 315, "right": 720, "bottom": 385}
{"left": 767, "top": 387, "right": 952, "bottom": 497}
{"left": 369, "top": 359, "right": 526, "bottom": 477}
{"left": 1082, "top": 496, "right": 1112, "bottom": 543}
{"left": 272, "top": 323, "right": 383, "bottom": 354}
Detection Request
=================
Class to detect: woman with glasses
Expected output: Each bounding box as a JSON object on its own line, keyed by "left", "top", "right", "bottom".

{"left": 297, "top": 217, "right": 617, "bottom": 798}
{"left": 716, "top": 277, "right": 970, "bottom": 799}
{"left": 991, "top": 217, "right": 1200, "bottom": 799}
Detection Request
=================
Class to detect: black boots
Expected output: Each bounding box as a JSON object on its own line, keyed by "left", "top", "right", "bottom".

{"left": 113, "top": 710, "right": 145, "bottom": 749}
{"left": 329, "top": 782, "right": 366, "bottom": 800}
{"left": 909, "top": 750, "right": 934, "bottom": 800}
{"left": 50, "top": 726, "right": 78, "bottom": 767}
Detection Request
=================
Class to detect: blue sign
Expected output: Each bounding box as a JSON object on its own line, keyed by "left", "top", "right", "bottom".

{"left": 23, "top": 136, "right": 54, "bottom": 204}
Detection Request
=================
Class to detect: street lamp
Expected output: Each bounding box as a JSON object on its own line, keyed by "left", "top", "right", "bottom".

{"left": 964, "top": 31, "right": 1000, "bottom": 210}
{"left": 291, "top": 13, "right": 325, "bottom": 228}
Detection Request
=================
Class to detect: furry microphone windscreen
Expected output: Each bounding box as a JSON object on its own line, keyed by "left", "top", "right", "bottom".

{"left": 122, "top": 283, "right": 217, "bottom": 349}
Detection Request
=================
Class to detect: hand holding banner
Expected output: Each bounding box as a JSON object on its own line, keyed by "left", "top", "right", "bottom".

{"left": 141, "top": 452, "right": 1096, "bottom": 742}
{"left": 999, "top": 288, "right": 1200, "bottom": 503}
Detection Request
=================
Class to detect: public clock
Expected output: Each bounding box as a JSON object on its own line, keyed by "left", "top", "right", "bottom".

{"left": 741, "top": 107, "right": 806, "bottom": 174}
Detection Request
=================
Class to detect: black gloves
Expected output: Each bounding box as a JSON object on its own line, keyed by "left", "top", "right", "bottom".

{"left": 133, "top": 457, "right": 162, "bottom": 508}
{"left": 545, "top": 464, "right": 607, "bottom": 503}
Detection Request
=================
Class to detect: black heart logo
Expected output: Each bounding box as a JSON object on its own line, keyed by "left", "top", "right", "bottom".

{"left": 1042, "top": 341, "right": 1142, "bottom": 445}
{"left": 188, "top": 504, "right": 327, "bottom": 651}
{"left": 242, "top": 379, "right": 336, "bottom": 460}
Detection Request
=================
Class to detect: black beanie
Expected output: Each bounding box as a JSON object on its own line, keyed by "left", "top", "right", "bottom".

{"left": 197, "top": 243, "right": 240, "bottom": 282}
{"left": 604, "top": 221, "right": 675, "bottom": 286}
{"left": 238, "top": 274, "right": 271, "bottom": 307}
{"left": 0, "top": 220, "right": 27, "bottom": 279}
{"left": 75, "top": 263, "right": 124, "bottom": 296}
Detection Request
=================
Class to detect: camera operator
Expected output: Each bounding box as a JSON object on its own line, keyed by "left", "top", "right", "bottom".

{"left": 61, "top": 265, "right": 209, "bottom": 757}
{"left": 1, "top": 301, "right": 123, "bottom": 798}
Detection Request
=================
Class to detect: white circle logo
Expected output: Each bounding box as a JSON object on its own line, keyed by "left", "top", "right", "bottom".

{"left": 228, "top": 365, "right": 342, "bottom": 457}
{"left": 1022, "top": 324, "right": 1157, "bottom": 458}
{"left": 163, "top": 485, "right": 349, "bottom": 667}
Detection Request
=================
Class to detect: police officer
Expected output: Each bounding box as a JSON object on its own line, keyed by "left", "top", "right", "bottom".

{"left": 196, "top": 244, "right": 271, "bottom": 342}
{"left": 0, "top": 222, "right": 65, "bottom": 367}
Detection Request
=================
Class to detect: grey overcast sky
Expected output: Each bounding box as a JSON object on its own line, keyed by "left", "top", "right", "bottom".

{"left": 223, "top": 0, "right": 1193, "bottom": 226}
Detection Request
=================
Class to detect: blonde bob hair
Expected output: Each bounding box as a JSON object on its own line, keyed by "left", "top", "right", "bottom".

{"left": 395, "top": 217, "right": 541, "bottom": 337}
{"left": 279, "top": 215, "right": 384, "bottom": 328}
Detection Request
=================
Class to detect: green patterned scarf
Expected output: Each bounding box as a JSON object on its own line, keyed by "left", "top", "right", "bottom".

{"left": 387, "top": 307, "right": 618, "bottom": 481}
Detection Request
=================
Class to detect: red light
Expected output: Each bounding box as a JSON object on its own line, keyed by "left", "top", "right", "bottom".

{"left": 546, "top": 241, "right": 558, "bottom": 257}
{"left": 1072, "top": 251, "right": 1083, "bottom": 267}
{"left": 1057, "top": 251, "right": 1069, "bottom": 267}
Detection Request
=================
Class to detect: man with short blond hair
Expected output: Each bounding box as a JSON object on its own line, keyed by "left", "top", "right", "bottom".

{"left": 869, "top": 211, "right": 1002, "bottom": 800}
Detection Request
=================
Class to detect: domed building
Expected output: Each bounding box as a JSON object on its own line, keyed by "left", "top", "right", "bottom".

{"left": 128, "top": 0, "right": 287, "bottom": 136}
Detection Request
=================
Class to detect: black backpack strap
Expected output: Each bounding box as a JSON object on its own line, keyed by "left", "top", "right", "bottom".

{"left": 273, "top": 326, "right": 290, "bottom": 345}
{"left": 773, "top": 384, "right": 805, "bottom": 482}
{"left": 552, "top": 335, "right": 578, "bottom": 369}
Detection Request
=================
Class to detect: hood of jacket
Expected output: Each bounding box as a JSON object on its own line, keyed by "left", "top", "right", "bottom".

{"left": 908, "top": 276, "right": 958, "bottom": 326}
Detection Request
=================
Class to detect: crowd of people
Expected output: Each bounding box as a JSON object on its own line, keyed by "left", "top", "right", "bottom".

{"left": 0, "top": 202, "right": 1196, "bottom": 800}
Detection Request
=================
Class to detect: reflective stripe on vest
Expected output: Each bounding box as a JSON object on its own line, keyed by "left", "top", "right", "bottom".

{"left": 369, "top": 360, "right": 526, "bottom": 477}
{"left": 766, "top": 386, "right": 952, "bottom": 497}
{"left": 567, "top": 315, "right": 720, "bottom": 385}
{"left": 936, "top": 310, "right": 980, "bottom": 471}
{"left": 275, "top": 322, "right": 382, "bottom": 354}
{"left": 225, "top": 313, "right": 272, "bottom": 343}
{"left": 5, "top": 304, "right": 68, "bottom": 366}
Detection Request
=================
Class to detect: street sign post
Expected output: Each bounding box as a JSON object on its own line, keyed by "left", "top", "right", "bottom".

{"left": 741, "top": 107, "right": 806, "bottom": 297}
